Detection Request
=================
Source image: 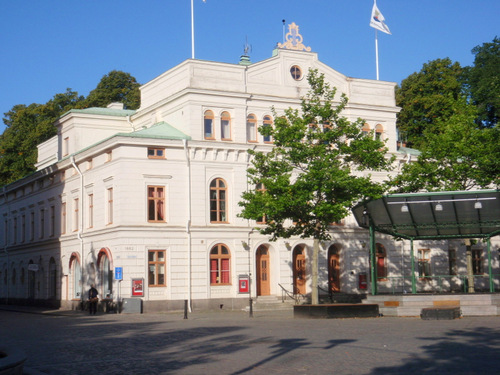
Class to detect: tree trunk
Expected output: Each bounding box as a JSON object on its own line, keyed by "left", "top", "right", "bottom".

{"left": 311, "top": 238, "right": 319, "bottom": 305}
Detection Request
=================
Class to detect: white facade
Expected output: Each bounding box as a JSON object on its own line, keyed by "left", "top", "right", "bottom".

{"left": 1, "top": 45, "right": 498, "bottom": 312}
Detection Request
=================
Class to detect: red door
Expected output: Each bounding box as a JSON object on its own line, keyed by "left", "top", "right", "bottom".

{"left": 328, "top": 245, "right": 340, "bottom": 293}
{"left": 293, "top": 246, "right": 306, "bottom": 294}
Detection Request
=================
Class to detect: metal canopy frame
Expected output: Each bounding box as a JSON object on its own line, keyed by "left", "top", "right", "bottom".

{"left": 352, "top": 190, "right": 500, "bottom": 295}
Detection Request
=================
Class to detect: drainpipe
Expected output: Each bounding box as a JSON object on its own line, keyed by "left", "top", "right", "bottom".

{"left": 182, "top": 139, "right": 192, "bottom": 312}
{"left": 70, "top": 155, "right": 84, "bottom": 302}
{"left": 2, "top": 187, "right": 9, "bottom": 305}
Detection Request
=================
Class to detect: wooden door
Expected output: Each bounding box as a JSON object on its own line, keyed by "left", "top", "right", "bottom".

{"left": 328, "top": 245, "right": 340, "bottom": 293}
{"left": 293, "top": 246, "right": 306, "bottom": 295}
{"left": 257, "top": 246, "right": 270, "bottom": 296}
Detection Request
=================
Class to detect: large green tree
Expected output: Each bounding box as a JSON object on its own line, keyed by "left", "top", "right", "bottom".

{"left": 0, "top": 89, "right": 84, "bottom": 185}
{"left": 389, "top": 96, "right": 500, "bottom": 193}
{"left": 0, "top": 71, "right": 141, "bottom": 186}
{"left": 83, "top": 70, "right": 140, "bottom": 110}
{"left": 466, "top": 37, "right": 500, "bottom": 127}
{"left": 239, "top": 70, "right": 393, "bottom": 304}
{"left": 396, "top": 58, "right": 465, "bottom": 149}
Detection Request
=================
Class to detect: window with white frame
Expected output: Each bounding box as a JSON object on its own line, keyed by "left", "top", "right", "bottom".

{"left": 220, "top": 111, "right": 231, "bottom": 140}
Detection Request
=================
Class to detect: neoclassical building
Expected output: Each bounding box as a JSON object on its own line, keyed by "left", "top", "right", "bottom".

{"left": 1, "top": 24, "right": 497, "bottom": 312}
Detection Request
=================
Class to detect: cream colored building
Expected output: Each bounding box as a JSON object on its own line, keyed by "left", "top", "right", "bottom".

{"left": 1, "top": 26, "right": 496, "bottom": 312}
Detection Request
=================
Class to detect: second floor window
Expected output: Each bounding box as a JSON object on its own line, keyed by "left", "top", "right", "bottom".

{"left": 210, "top": 178, "right": 227, "bottom": 223}
{"left": 220, "top": 111, "right": 231, "bottom": 140}
{"left": 262, "top": 115, "right": 273, "bottom": 143}
{"left": 148, "top": 186, "right": 165, "bottom": 222}
{"left": 204, "top": 110, "right": 214, "bottom": 139}
{"left": 148, "top": 147, "right": 165, "bottom": 159}
{"left": 247, "top": 114, "right": 257, "bottom": 142}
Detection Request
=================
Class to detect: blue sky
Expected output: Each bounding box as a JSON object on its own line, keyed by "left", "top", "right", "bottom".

{"left": 0, "top": 0, "right": 498, "bottom": 134}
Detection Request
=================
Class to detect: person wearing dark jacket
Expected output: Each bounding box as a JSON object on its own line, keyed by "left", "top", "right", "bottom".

{"left": 88, "top": 284, "right": 98, "bottom": 315}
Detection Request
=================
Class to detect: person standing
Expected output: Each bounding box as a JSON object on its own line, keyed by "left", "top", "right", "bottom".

{"left": 88, "top": 284, "right": 98, "bottom": 315}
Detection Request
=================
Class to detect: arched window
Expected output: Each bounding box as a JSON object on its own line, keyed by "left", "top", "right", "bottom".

{"left": 362, "top": 123, "right": 370, "bottom": 136}
{"left": 210, "top": 178, "right": 227, "bottom": 223}
{"left": 204, "top": 110, "right": 214, "bottom": 139}
{"left": 262, "top": 115, "right": 273, "bottom": 143}
{"left": 375, "top": 124, "right": 383, "bottom": 141}
{"left": 49, "top": 257, "right": 57, "bottom": 298}
{"left": 376, "top": 243, "right": 387, "bottom": 280}
{"left": 210, "top": 244, "right": 231, "bottom": 285}
{"left": 220, "top": 111, "right": 231, "bottom": 140}
{"left": 70, "top": 254, "right": 82, "bottom": 299}
{"left": 98, "top": 250, "right": 113, "bottom": 298}
{"left": 247, "top": 114, "right": 257, "bottom": 142}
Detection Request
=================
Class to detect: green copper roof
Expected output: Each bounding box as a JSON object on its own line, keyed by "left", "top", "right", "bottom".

{"left": 120, "top": 122, "right": 191, "bottom": 140}
{"left": 63, "top": 107, "right": 136, "bottom": 117}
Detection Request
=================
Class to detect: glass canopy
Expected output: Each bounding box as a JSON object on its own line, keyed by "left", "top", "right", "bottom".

{"left": 352, "top": 189, "right": 500, "bottom": 240}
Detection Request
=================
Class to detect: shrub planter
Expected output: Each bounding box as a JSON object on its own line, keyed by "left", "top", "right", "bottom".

{"left": 0, "top": 346, "right": 26, "bottom": 375}
{"left": 294, "top": 304, "right": 379, "bottom": 319}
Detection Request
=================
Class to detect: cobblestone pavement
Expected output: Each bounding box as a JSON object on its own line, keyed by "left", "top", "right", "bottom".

{"left": 2, "top": 307, "right": 500, "bottom": 375}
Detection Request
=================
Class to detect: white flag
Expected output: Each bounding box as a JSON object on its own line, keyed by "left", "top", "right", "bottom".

{"left": 370, "top": 2, "right": 391, "bottom": 35}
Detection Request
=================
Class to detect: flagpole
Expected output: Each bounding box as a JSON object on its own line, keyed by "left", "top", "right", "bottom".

{"left": 375, "top": 29, "right": 379, "bottom": 80}
{"left": 191, "top": 0, "right": 195, "bottom": 59}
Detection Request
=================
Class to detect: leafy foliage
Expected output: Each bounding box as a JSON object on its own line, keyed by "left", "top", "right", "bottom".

{"left": 466, "top": 37, "right": 500, "bottom": 127}
{"left": 239, "top": 69, "right": 393, "bottom": 242}
{"left": 0, "top": 89, "right": 84, "bottom": 184}
{"left": 395, "top": 58, "right": 465, "bottom": 149}
{"left": 389, "top": 96, "right": 500, "bottom": 192}
{"left": 84, "top": 70, "right": 140, "bottom": 110}
{"left": 0, "top": 71, "right": 141, "bottom": 186}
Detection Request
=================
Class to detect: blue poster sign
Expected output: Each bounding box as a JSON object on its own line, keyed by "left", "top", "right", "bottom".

{"left": 115, "top": 267, "right": 123, "bottom": 280}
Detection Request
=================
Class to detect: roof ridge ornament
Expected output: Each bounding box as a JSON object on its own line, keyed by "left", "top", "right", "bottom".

{"left": 278, "top": 22, "right": 311, "bottom": 52}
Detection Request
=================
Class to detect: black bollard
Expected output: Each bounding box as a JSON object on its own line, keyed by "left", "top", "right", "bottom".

{"left": 184, "top": 299, "right": 188, "bottom": 319}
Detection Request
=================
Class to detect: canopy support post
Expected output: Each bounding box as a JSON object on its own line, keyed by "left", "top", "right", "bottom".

{"left": 410, "top": 239, "right": 416, "bottom": 294}
{"left": 487, "top": 237, "right": 494, "bottom": 292}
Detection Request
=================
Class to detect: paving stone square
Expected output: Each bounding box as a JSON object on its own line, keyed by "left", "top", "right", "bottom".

{"left": 2, "top": 308, "right": 500, "bottom": 374}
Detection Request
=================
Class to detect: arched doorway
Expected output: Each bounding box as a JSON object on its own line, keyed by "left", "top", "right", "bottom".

{"left": 256, "top": 245, "right": 270, "bottom": 296}
{"left": 292, "top": 245, "right": 306, "bottom": 295}
{"left": 328, "top": 245, "right": 340, "bottom": 293}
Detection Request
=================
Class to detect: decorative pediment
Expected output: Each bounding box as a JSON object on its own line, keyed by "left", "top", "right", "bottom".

{"left": 278, "top": 22, "right": 311, "bottom": 52}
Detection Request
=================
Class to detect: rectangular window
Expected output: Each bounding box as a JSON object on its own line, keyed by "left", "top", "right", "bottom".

{"left": 148, "top": 250, "right": 166, "bottom": 286}
{"left": 418, "top": 249, "right": 431, "bottom": 278}
{"left": 107, "top": 188, "right": 113, "bottom": 224}
{"left": 13, "top": 217, "right": 17, "bottom": 244}
{"left": 472, "top": 249, "right": 482, "bottom": 274}
{"left": 148, "top": 148, "right": 165, "bottom": 159}
{"left": 30, "top": 212, "right": 35, "bottom": 241}
{"left": 204, "top": 118, "right": 214, "bottom": 139}
{"left": 21, "top": 214, "right": 26, "bottom": 243}
{"left": 88, "top": 194, "right": 94, "bottom": 228}
{"left": 73, "top": 199, "right": 79, "bottom": 231}
{"left": 49, "top": 206, "right": 55, "bottom": 237}
{"left": 61, "top": 202, "right": 66, "bottom": 235}
{"left": 148, "top": 186, "right": 165, "bottom": 222}
{"left": 448, "top": 248, "right": 457, "bottom": 275}
{"left": 40, "top": 209, "right": 45, "bottom": 239}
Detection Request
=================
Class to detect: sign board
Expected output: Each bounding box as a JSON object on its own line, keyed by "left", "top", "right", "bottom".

{"left": 131, "top": 278, "right": 144, "bottom": 297}
{"left": 115, "top": 267, "right": 123, "bottom": 280}
{"left": 28, "top": 264, "right": 39, "bottom": 272}
{"left": 238, "top": 275, "right": 249, "bottom": 294}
